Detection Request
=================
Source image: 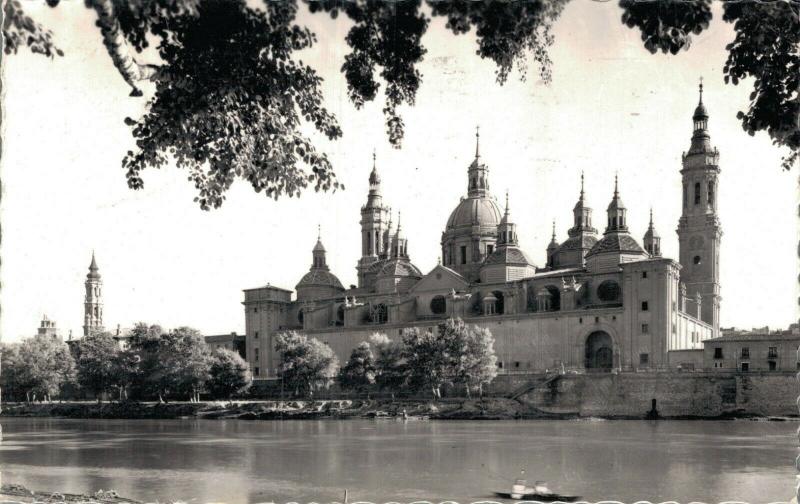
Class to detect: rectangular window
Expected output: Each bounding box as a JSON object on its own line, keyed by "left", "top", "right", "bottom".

{"left": 641, "top": 301, "right": 649, "bottom": 311}
{"left": 642, "top": 271, "right": 647, "bottom": 279}
{"left": 768, "top": 346, "right": 778, "bottom": 359}
{"left": 514, "top": 361, "right": 520, "bottom": 368}
{"left": 768, "top": 361, "right": 777, "bottom": 371}
{"left": 639, "top": 353, "right": 649, "bottom": 366}
{"left": 254, "top": 331, "right": 259, "bottom": 339}
{"left": 741, "top": 362, "right": 749, "bottom": 372}
{"left": 497, "top": 361, "right": 503, "bottom": 369}
{"left": 741, "top": 347, "right": 750, "bottom": 359}
{"left": 487, "top": 245, "right": 494, "bottom": 256}
{"left": 713, "top": 347, "right": 723, "bottom": 359}
{"left": 460, "top": 246, "right": 467, "bottom": 265}
{"left": 641, "top": 323, "right": 649, "bottom": 334}
{"left": 254, "top": 366, "right": 260, "bottom": 376}
{"left": 254, "top": 348, "right": 259, "bottom": 360}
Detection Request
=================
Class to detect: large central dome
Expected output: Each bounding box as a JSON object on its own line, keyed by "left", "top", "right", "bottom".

{"left": 440, "top": 129, "right": 502, "bottom": 282}
{"left": 446, "top": 196, "right": 502, "bottom": 230}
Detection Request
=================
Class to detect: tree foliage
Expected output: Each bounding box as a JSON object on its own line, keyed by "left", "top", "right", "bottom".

{"left": 338, "top": 341, "right": 376, "bottom": 393}
{"left": 402, "top": 318, "right": 497, "bottom": 398}
{"left": 73, "top": 331, "right": 120, "bottom": 400}
{"left": 207, "top": 348, "right": 252, "bottom": 399}
{"left": 7, "top": 0, "right": 798, "bottom": 210}
{"left": 12, "top": 335, "right": 76, "bottom": 401}
{"left": 368, "top": 332, "right": 407, "bottom": 394}
{"left": 275, "top": 330, "right": 339, "bottom": 397}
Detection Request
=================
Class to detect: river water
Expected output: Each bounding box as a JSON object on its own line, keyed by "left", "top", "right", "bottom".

{"left": 0, "top": 417, "right": 793, "bottom": 503}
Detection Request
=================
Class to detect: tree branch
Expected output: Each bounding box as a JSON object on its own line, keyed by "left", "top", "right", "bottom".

{"left": 86, "top": 0, "right": 160, "bottom": 96}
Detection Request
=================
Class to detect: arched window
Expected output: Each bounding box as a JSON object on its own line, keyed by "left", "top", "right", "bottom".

{"left": 597, "top": 280, "right": 621, "bottom": 302}
{"left": 694, "top": 182, "right": 701, "bottom": 205}
{"left": 336, "top": 305, "right": 345, "bottom": 325}
{"left": 297, "top": 309, "right": 304, "bottom": 325}
{"left": 492, "top": 290, "right": 505, "bottom": 315}
{"left": 545, "top": 285, "right": 561, "bottom": 311}
{"left": 430, "top": 295, "right": 447, "bottom": 315}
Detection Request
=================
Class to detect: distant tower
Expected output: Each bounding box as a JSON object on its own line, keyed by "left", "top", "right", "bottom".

{"left": 643, "top": 209, "right": 662, "bottom": 257}
{"left": 37, "top": 315, "right": 60, "bottom": 341}
{"left": 83, "top": 252, "right": 104, "bottom": 336}
{"left": 357, "top": 151, "right": 391, "bottom": 288}
{"left": 677, "top": 82, "right": 721, "bottom": 335}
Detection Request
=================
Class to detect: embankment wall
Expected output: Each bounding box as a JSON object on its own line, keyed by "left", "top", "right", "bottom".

{"left": 515, "top": 371, "right": 796, "bottom": 417}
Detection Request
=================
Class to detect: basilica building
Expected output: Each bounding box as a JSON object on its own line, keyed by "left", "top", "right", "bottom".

{"left": 243, "top": 87, "right": 721, "bottom": 378}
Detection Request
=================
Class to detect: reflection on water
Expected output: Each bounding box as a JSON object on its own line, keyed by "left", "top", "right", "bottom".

{"left": 0, "top": 417, "right": 793, "bottom": 503}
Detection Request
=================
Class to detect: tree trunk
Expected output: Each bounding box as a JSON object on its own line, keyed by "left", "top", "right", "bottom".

{"left": 85, "top": 0, "right": 161, "bottom": 96}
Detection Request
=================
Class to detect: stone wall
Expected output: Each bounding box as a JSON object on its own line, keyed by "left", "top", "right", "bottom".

{"left": 515, "top": 371, "right": 796, "bottom": 418}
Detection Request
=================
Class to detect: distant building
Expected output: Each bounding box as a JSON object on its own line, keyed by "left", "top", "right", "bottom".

{"left": 244, "top": 86, "right": 721, "bottom": 378}
{"left": 703, "top": 326, "right": 800, "bottom": 372}
{"left": 205, "top": 332, "right": 246, "bottom": 359}
{"left": 37, "top": 315, "right": 61, "bottom": 341}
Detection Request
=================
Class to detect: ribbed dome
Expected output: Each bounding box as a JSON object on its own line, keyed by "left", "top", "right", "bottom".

{"left": 296, "top": 269, "right": 344, "bottom": 290}
{"left": 312, "top": 239, "right": 326, "bottom": 252}
{"left": 586, "top": 233, "right": 645, "bottom": 257}
{"left": 558, "top": 234, "right": 598, "bottom": 252}
{"left": 483, "top": 246, "right": 534, "bottom": 267}
{"left": 378, "top": 258, "right": 422, "bottom": 278}
{"left": 446, "top": 196, "right": 502, "bottom": 229}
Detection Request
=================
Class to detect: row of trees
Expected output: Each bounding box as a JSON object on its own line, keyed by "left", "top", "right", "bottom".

{"left": 1, "top": 324, "right": 252, "bottom": 402}
{"left": 277, "top": 318, "right": 498, "bottom": 399}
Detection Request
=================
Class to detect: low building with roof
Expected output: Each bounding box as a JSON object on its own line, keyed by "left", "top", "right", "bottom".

{"left": 703, "top": 326, "right": 800, "bottom": 372}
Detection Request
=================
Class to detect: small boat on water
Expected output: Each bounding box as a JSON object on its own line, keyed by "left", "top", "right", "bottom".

{"left": 494, "top": 475, "right": 580, "bottom": 502}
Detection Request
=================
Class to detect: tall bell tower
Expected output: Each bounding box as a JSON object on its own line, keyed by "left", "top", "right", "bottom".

{"left": 357, "top": 152, "right": 390, "bottom": 288}
{"left": 677, "top": 82, "right": 722, "bottom": 336}
{"left": 83, "top": 252, "right": 104, "bottom": 336}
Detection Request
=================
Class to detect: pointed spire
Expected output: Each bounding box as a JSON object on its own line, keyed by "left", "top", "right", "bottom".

{"left": 648, "top": 208, "right": 654, "bottom": 228}
{"left": 504, "top": 190, "right": 510, "bottom": 217}
{"left": 551, "top": 220, "right": 557, "bottom": 241}
{"left": 613, "top": 172, "right": 619, "bottom": 198}
{"left": 698, "top": 77, "right": 703, "bottom": 105}
{"left": 475, "top": 125, "right": 480, "bottom": 159}
{"left": 87, "top": 251, "right": 101, "bottom": 279}
{"left": 317, "top": 223, "right": 321, "bottom": 241}
{"left": 579, "top": 171, "right": 585, "bottom": 200}
{"left": 368, "top": 149, "right": 381, "bottom": 188}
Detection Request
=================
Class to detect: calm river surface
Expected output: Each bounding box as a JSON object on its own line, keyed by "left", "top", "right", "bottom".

{"left": 0, "top": 417, "right": 794, "bottom": 503}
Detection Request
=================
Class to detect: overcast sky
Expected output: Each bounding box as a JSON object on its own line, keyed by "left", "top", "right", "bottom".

{"left": 1, "top": 1, "right": 796, "bottom": 342}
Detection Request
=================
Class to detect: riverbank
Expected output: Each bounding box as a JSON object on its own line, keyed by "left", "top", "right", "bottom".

{"left": 1, "top": 398, "right": 795, "bottom": 421}
{"left": 0, "top": 483, "right": 140, "bottom": 504}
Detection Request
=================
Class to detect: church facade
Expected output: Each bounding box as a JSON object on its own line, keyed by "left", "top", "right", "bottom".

{"left": 243, "top": 87, "right": 720, "bottom": 378}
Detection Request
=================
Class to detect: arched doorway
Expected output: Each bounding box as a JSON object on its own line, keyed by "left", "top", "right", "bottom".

{"left": 585, "top": 331, "right": 613, "bottom": 370}
{"left": 491, "top": 290, "right": 504, "bottom": 315}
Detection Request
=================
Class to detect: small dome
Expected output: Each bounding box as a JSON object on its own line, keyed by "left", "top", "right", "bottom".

{"left": 586, "top": 233, "right": 645, "bottom": 257}
{"left": 312, "top": 239, "right": 326, "bottom": 253}
{"left": 693, "top": 102, "right": 708, "bottom": 120}
{"left": 558, "top": 234, "right": 598, "bottom": 252}
{"left": 378, "top": 258, "right": 422, "bottom": 278}
{"left": 296, "top": 269, "right": 345, "bottom": 291}
{"left": 369, "top": 166, "right": 381, "bottom": 186}
{"left": 484, "top": 246, "right": 534, "bottom": 267}
{"left": 87, "top": 254, "right": 101, "bottom": 280}
{"left": 446, "top": 196, "right": 502, "bottom": 229}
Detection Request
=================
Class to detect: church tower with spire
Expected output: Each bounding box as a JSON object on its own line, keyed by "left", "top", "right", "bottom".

{"left": 83, "top": 252, "right": 104, "bottom": 336}
{"left": 357, "top": 151, "right": 391, "bottom": 288}
{"left": 677, "top": 82, "right": 722, "bottom": 335}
